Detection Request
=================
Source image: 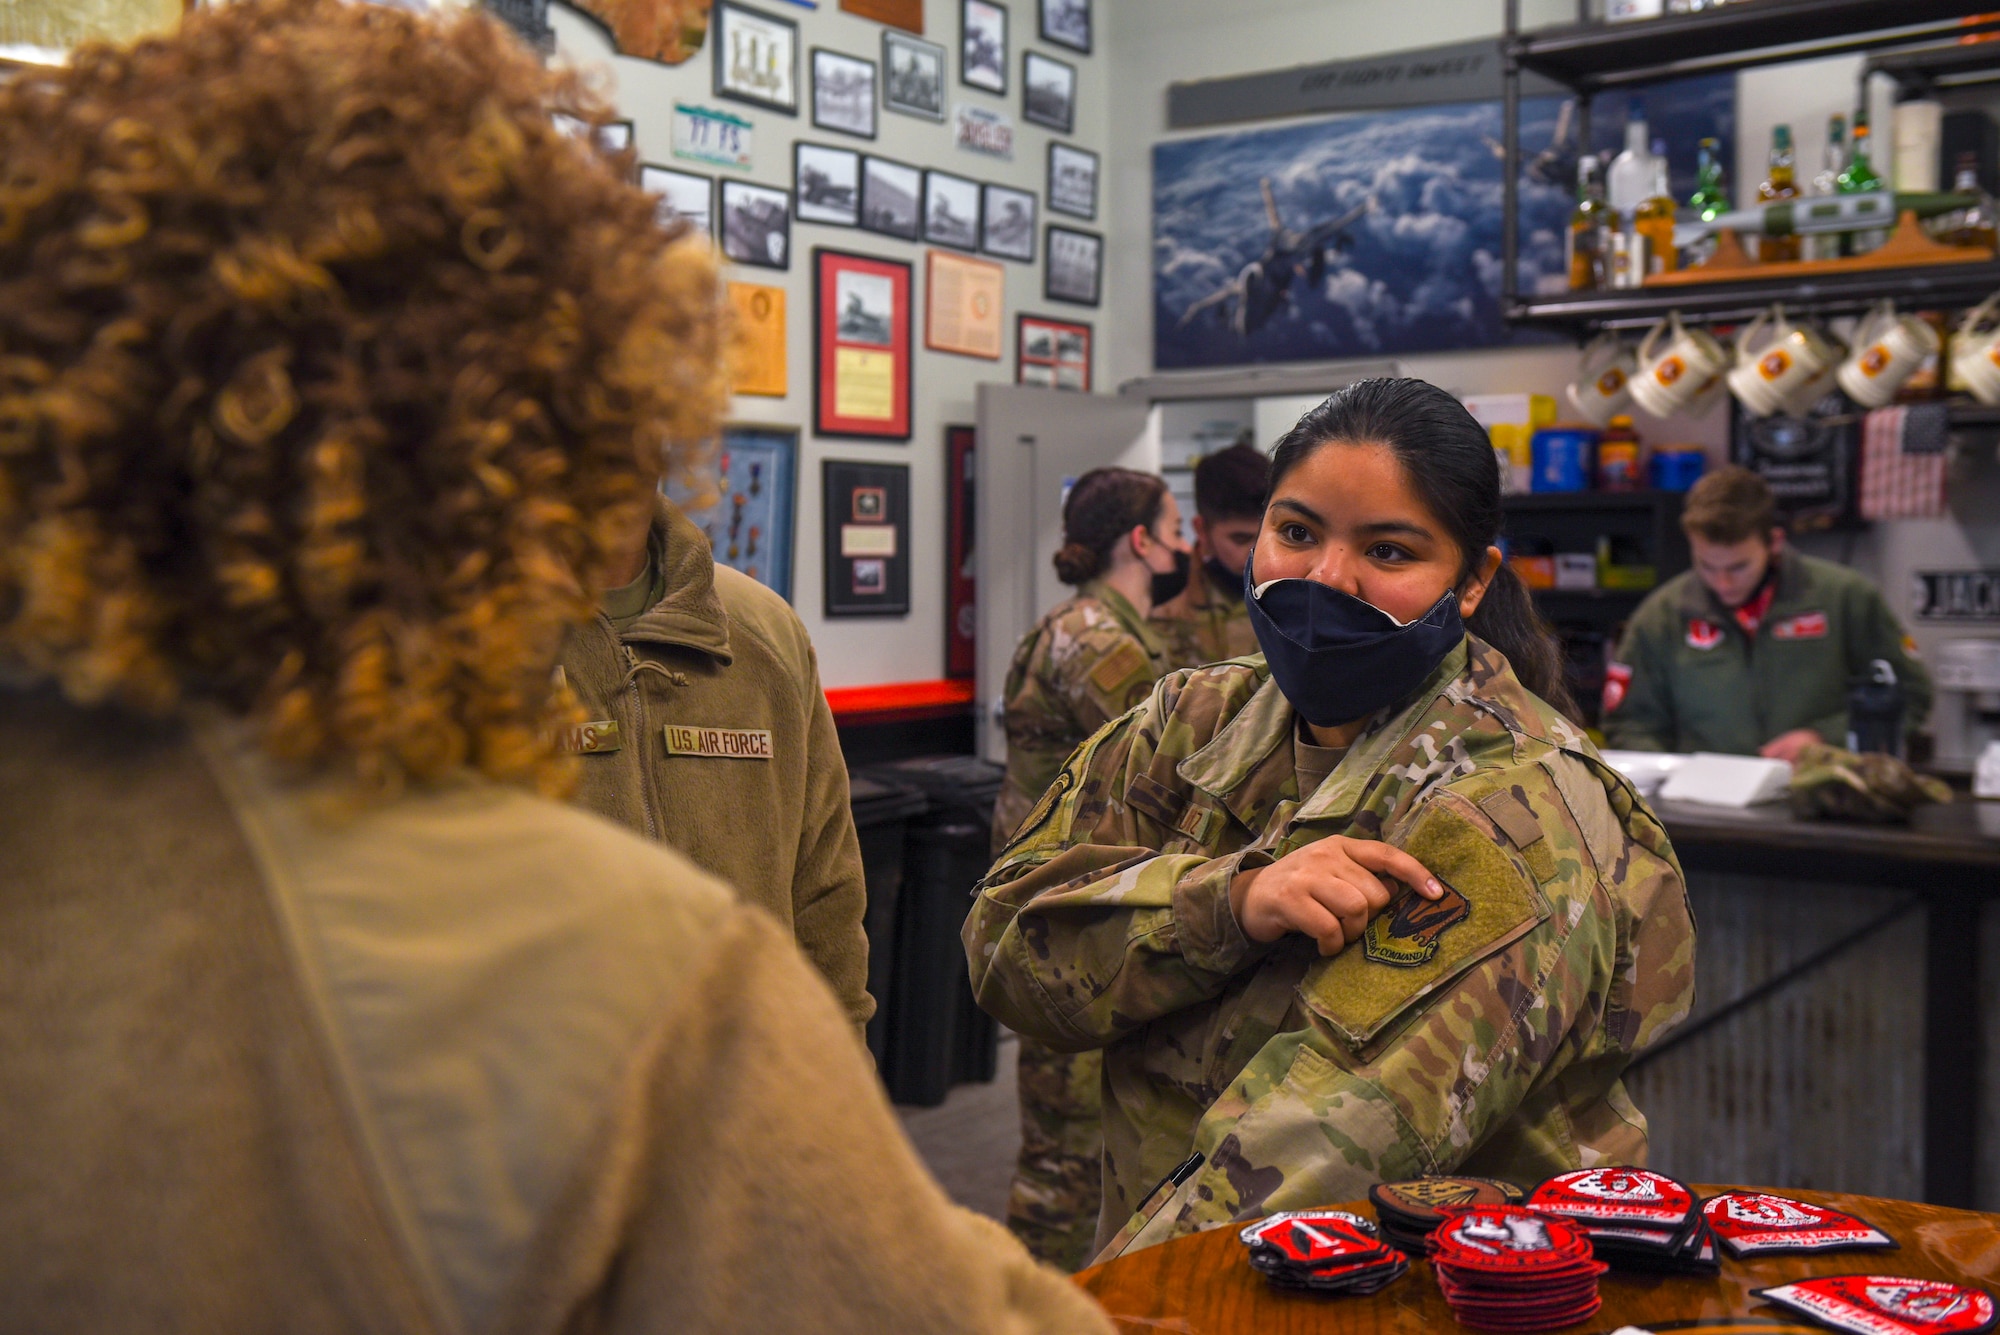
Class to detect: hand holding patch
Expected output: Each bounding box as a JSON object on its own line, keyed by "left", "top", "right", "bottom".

{"left": 1229, "top": 835, "right": 1443, "bottom": 956}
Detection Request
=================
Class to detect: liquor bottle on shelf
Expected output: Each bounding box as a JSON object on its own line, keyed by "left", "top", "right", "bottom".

{"left": 1838, "top": 106, "right": 1888, "bottom": 253}
{"left": 1634, "top": 140, "right": 1678, "bottom": 276}
{"left": 1756, "top": 123, "right": 1800, "bottom": 262}
{"left": 1805, "top": 115, "right": 1846, "bottom": 261}
{"left": 1568, "top": 154, "right": 1609, "bottom": 291}
{"left": 1685, "top": 137, "right": 1729, "bottom": 264}
{"left": 1936, "top": 155, "right": 1997, "bottom": 250}
{"left": 1607, "top": 100, "right": 1655, "bottom": 219}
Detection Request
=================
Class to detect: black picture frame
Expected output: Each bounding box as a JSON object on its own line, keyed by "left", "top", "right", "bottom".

{"left": 713, "top": 1, "right": 800, "bottom": 117}
{"left": 860, "top": 155, "right": 923, "bottom": 240}
{"left": 1044, "top": 224, "right": 1101, "bottom": 306}
{"left": 923, "top": 169, "right": 982, "bottom": 251}
{"left": 960, "top": 0, "right": 1008, "bottom": 95}
{"left": 881, "top": 29, "right": 947, "bottom": 122}
{"left": 720, "top": 179, "right": 794, "bottom": 269}
{"left": 822, "top": 459, "right": 911, "bottom": 617}
{"left": 640, "top": 163, "right": 715, "bottom": 237}
{"left": 980, "top": 182, "right": 1037, "bottom": 262}
{"left": 811, "top": 47, "right": 878, "bottom": 139}
{"left": 1038, "top": 0, "right": 1090, "bottom": 54}
{"left": 794, "top": 141, "right": 862, "bottom": 227}
{"left": 1021, "top": 50, "right": 1075, "bottom": 134}
{"left": 1046, "top": 141, "right": 1098, "bottom": 220}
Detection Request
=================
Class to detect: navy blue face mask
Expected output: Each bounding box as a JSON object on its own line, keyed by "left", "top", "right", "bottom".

{"left": 1242, "top": 551, "right": 1466, "bottom": 728}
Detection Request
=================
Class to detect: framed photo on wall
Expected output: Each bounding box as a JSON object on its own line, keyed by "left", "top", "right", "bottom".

{"left": 923, "top": 169, "right": 981, "bottom": 250}
{"left": 925, "top": 250, "right": 1005, "bottom": 360}
{"left": 720, "top": 179, "right": 793, "bottom": 268}
{"left": 944, "top": 424, "right": 977, "bottom": 678}
{"left": 882, "top": 30, "right": 946, "bottom": 121}
{"left": 665, "top": 425, "right": 798, "bottom": 601}
{"left": 860, "top": 155, "right": 922, "bottom": 239}
{"left": 714, "top": 2, "right": 800, "bottom": 116}
{"left": 1022, "top": 51, "right": 1075, "bottom": 133}
{"left": 980, "top": 182, "right": 1037, "bottom": 261}
{"left": 795, "top": 141, "right": 861, "bottom": 226}
{"left": 811, "top": 48, "right": 877, "bottom": 139}
{"left": 1044, "top": 224, "right": 1101, "bottom": 305}
{"left": 960, "top": 0, "right": 1007, "bottom": 94}
{"left": 1017, "top": 313, "right": 1091, "bottom": 390}
{"left": 822, "top": 459, "right": 910, "bottom": 616}
{"left": 814, "top": 248, "right": 913, "bottom": 440}
{"left": 641, "top": 163, "right": 715, "bottom": 236}
{"left": 1039, "top": 0, "right": 1090, "bottom": 53}
{"left": 1047, "top": 142, "right": 1097, "bottom": 219}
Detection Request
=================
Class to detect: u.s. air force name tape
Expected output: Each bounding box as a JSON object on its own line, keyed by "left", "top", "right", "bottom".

{"left": 663, "top": 725, "right": 774, "bottom": 760}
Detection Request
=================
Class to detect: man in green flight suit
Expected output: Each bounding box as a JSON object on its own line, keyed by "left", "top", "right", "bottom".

{"left": 1604, "top": 466, "right": 1930, "bottom": 759}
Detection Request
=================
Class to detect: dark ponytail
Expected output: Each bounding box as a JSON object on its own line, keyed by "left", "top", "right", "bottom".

{"left": 1267, "top": 378, "right": 1581, "bottom": 722}
{"left": 1052, "top": 467, "right": 1169, "bottom": 586}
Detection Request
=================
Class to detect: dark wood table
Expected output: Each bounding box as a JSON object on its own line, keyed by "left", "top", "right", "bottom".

{"left": 1649, "top": 799, "right": 2000, "bottom": 1208}
{"left": 1077, "top": 1187, "right": 2000, "bottom": 1333}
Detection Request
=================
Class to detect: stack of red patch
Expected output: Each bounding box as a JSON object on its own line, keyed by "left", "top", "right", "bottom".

{"left": 1527, "top": 1167, "right": 1718, "bottom": 1274}
{"left": 1428, "top": 1205, "right": 1607, "bottom": 1331}
{"left": 1237, "top": 1210, "right": 1410, "bottom": 1296}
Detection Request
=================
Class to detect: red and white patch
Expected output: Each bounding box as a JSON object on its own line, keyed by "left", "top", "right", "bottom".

{"left": 1755, "top": 1275, "right": 1998, "bottom": 1335}
{"left": 1772, "top": 611, "right": 1830, "bottom": 640}
{"left": 1431, "top": 1206, "right": 1596, "bottom": 1274}
{"left": 1528, "top": 1168, "right": 1695, "bottom": 1227}
{"left": 1686, "top": 618, "right": 1725, "bottom": 651}
{"left": 1703, "top": 1191, "right": 1895, "bottom": 1257}
{"left": 1238, "top": 1212, "right": 1380, "bottom": 1266}
{"left": 1603, "top": 661, "right": 1633, "bottom": 714}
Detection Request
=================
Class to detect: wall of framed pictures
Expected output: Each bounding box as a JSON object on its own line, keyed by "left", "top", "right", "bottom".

{"left": 547, "top": 0, "right": 1109, "bottom": 681}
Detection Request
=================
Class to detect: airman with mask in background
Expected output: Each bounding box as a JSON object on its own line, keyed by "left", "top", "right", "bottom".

{"left": 1151, "top": 440, "right": 1268, "bottom": 671}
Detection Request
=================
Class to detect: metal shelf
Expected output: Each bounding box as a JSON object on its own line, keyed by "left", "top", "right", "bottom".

{"left": 1504, "top": 489, "right": 1679, "bottom": 511}
{"left": 1509, "top": 261, "right": 2000, "bottom": 333}
{"left": 1868, "top": 36, "right": 2000, "bottom": 94}
{"left": 1513, "top": 0, "right": 2000, "bottom": 90}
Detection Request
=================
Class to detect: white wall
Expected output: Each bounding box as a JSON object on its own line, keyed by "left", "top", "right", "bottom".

{"left": 549, "top": 0, "right": 1110, "bottom": 687}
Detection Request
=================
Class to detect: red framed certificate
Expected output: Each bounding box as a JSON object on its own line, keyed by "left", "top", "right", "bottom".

{"left": 814, "top": 248, "right": 913, "bottom": 441}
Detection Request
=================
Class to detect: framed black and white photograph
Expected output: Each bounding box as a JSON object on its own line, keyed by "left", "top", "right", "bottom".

{"left": 811, "top": 48, "right": 877, "bottom": 139}
{"left": 641, "top": 164, "right": 715, "bottom": 237}
{"left": 1047, "top": 142, "right": 1097, "bottom": 220}
{"left": 1045, "top": 224, "right": 1101, "bottom": 305}
{"left": 1022, "top": 51, "right": 1075, "bottom": 134}
{"left": 794, "top": 142, "right": 861, "bottom": 226}
{"left": 1038, "top": 0, "right": 1090, "bottom": 54}
{"left": 960, "top": 0, "right": 1007, "bottom": 95}
{"left": 714, "top": 2, "right": 800, "bottom": 116}
{"left": 881, "top": 30, "right": 946, "bottom": 122}
{"left": 861, "top": 156, "right": 923, "bottom": 239}
{"left": 923, "top": 170, "right": 981, "bottom": 251}
{"left": 720, "top": 179, "right": 793, "bottom": 269}
{"left": 980, "top": 183, "right": 1037, "bottom": 262}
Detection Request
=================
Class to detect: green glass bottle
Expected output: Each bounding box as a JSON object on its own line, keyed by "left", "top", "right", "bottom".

{"left": 1837, "top": 106, "right": 1887, "bottom": 253}
{"left": 1689, "top": 136, "right": 1730, "bottom": 220}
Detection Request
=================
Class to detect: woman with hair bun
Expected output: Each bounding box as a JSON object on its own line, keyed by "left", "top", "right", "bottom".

{"left": 969, "top": 378, "right": 1696, "bottom": 1263}
{"left": 992, "top": 464, "right": 1190, "bottom": 1272}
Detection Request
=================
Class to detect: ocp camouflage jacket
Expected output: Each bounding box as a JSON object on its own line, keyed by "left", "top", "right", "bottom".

{"left": 964, "top": 637, "right": 1696, "bottom": 1257}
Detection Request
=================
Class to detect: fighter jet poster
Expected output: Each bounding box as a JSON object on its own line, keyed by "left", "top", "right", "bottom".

{"left": 1152, "top": 75, "right": 1731, "bottom": 368}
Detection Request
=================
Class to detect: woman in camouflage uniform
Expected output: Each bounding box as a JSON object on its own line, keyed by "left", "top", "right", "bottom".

{"left": 968, "top": 380, "right": 1696, "bottom": 1262}
{"left": 992, "top": 466, "right": 1189, "bottom": 1270}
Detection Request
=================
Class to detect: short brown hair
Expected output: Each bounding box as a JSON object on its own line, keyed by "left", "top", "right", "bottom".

{"left": 0, "top": 0, "right": 726, "bottom": 794}
{"left": 1681, "top": 465, "right": 1778, "bottom": 545}
{"left": 1193, "top": 442, "right": 1269, "bottom": 522}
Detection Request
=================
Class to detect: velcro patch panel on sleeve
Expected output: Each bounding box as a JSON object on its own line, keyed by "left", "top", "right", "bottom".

{"left": 1088, "top": 640, "right": 1149, "bottom": 695}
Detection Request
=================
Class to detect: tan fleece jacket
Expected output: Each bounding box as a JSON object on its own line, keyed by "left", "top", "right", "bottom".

{"left": 0, "top": 688, "right": 1112, "bottom": 1335}
{"left": 558, "top": 500, "right": 874, "bottom": 1029}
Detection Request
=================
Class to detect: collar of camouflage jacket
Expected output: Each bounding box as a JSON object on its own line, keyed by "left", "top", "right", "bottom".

{"left": 1176, "top": 637, "right": 1472, "bottom": 831}
{"left": 617, "top": 498, "right": 733, "bottom": 664}
{"left": 1081, "top": 579, "right": 1171, "bottom": 663}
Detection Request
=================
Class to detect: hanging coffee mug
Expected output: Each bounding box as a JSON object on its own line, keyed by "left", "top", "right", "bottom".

{"left": 1950, "top": 291, "right": 2000, "bottom": 406}
{"left": 1565, "top": 334, "right": 1637, "bottom": 427}
{"left": 1727, "top": 304, "right": 1840, "bottom": 418}
{"left": 1630, "top": 311, "right": 1729, "bottom": 418}
{"left": 1838, "top": 300, "right": 1943, "bottom": 408}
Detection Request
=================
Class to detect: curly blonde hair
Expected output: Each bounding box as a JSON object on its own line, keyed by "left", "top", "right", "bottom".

{"left": 0, "top": 0, "right": 727, "bottom": 794}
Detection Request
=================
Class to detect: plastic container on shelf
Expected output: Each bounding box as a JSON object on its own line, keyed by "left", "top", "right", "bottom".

{"left": 1649, "top": 447, "right": 1707, "bottom": 491}
{"left": 1531, "top": 425, "right": 1600, "bottom": 492}
{"left": 1596, "top": 414, "right": 1644, "bottom": 490}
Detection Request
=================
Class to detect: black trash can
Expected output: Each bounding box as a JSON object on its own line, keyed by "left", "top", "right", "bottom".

{"left": 860, "top": 755, "right": 1006, "bottom": 1107}
{"left": 846, "top": 773, "right": 928, "bottom": 1072}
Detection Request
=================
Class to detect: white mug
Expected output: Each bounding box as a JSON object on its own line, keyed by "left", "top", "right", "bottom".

{"left": 1837, "top": 300, "right": 1943, "bottom": 408}
{"left": 1727, "top": 304, "right": 1840, "bottom": 418}
{"left": 1565, "top": 334, "right": 1637, "bottom": 427}
{"left": 1951, "top": 291, "right": 2000, "bottom": 406}
{"left": 1630, "top": 311, "right": 1729, "bottom": 419}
